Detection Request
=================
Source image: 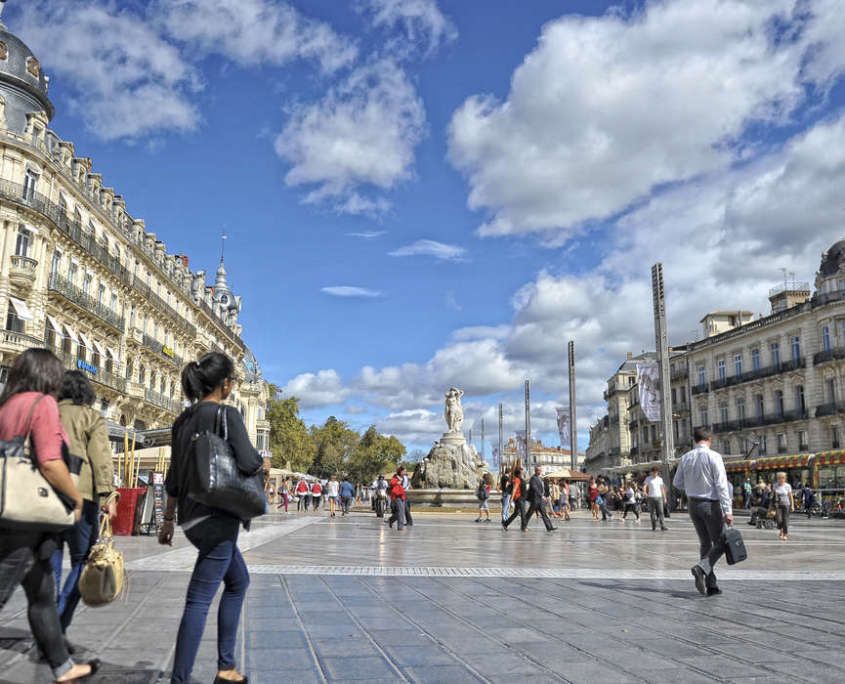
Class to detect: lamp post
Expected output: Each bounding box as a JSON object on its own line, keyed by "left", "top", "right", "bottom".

{"left": 652, "top": 263, "right": 675, "bottom": 507}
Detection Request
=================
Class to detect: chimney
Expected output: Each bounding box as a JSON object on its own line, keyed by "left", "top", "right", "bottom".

{"left": 180, "top": 255, "right": 189, "bottom": 268}
{"left": 626, "top": 352, "right": 633, "bottom": 360}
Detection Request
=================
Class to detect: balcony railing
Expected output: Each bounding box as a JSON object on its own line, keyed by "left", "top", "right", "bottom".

{"left": 1, "top": 328, "right": 45, "bottom": 351}
{"left": 47, "top": 273, "right": 125, "bottom": 331}
{"left": 670, "top": 366, "right": 689, "bottom": 381}
{"left": 144, "top": 388, "right": 180, "bottom": 414}
{"left": 691, "top": 383, "right": 709, "bottom": 395}
{"left": 9, "top": 254, "right": 38, "bottom": 285}
{"left": 709, "top": 358, "right": 807, "bottom": 392}
{"left": 141, "top": 333, "right": 183, "bottom": 367}
{"left": 816, "top": 401, "right": 845, "bottom": 418}
{"left": 54, "top": 350, "right": 126, "bottom": 393}
{"left": 814, "top": 347, "right": 845, "bottom": 365}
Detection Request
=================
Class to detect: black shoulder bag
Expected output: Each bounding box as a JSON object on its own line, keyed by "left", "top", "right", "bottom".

{"left": 188, "top": 405, "right": 265, "bottom": 520}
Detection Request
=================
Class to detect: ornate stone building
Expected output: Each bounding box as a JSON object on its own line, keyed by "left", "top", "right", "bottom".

{"left": 0, "top": 16, "right": 270, "bottom": 449}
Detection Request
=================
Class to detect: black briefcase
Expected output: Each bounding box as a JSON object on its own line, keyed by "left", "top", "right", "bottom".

{"left": 723, "top": 526, "right": 747, "bottom": 565}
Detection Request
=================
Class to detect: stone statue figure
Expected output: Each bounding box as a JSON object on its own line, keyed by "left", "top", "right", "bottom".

{"left": 444, "top": 387, "right": 464, "bottom": 433}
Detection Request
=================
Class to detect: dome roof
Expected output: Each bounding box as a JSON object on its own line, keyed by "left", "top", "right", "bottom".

{"left": 819, "top": 239, "right": 845, "bottom": 278}
{"left": 0, "top": 21, "right": 53, "bottom": 121}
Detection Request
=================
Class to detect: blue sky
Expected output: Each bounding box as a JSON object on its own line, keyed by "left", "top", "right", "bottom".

{"left": 10, "top": 0, "right": 845, "bottom": 457}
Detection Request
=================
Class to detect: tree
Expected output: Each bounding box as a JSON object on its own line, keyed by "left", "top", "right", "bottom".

{"left": 308, "top": 416, "right": 359, "bottom": 479}
{"left": 346, "top": 426, "right": 407, "bottom": 484}
{"left": 266, "top": 389, "right": 315, "bottom": 472}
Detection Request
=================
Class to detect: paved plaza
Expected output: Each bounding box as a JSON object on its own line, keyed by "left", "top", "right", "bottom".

{"left": 1, "top": 510, "right": 844, "bottom": 683}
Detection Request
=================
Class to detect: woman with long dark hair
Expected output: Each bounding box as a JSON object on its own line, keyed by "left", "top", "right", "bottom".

{"left": 159, "top": 352, "right": 265, "bottom": 684}
{"left": 0, "top": 349, "right": 100, "bottom": 682}
{"left": 51, "top": 370, "right": 117, "bottom": 634}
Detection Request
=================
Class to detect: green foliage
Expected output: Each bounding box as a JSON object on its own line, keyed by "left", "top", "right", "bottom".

{"left": 264, "top": 387, "right": 408, "bottom": 483}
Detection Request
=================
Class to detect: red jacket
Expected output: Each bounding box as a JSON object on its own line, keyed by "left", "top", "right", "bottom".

{"left": 389, "top": 476, "right": 405, "bottom": 501}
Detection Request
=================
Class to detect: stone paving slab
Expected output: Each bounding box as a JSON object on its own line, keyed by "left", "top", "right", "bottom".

{"left": 1, "top": 513, "right": 844, "bottom": 682}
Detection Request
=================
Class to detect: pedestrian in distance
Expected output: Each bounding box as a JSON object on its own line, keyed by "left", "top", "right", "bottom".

{"left": 502, "top": 467, "right": 527, "bottom": 530}
{"left": 0, "top": 349, "right": 101, "bottom": 683}
{"left": 326, "top": 475, "right": 339, "bottom": 518}
{"left": 294, "top": 478, "right": 308, "bottom": 512}
{"left": 548, "top": 478, "right": 561, "bottom": 518}
{"left": 803, "top": 483, "right": 814, "bottom": 519}
{"left": 160, "top": 352, "right": 266, "bottom": 684}
{"left": 622, "top": 482, "right": 640, "bottom": 522}
{"left": 276, "top": 479, "right": 289, "bottom": 513}
{"left": 401, "top": 467, "right": 414, "bottom": 527}
{"left": 310, "top": 480, "right": 322, "bottom": 511}
{"left": 475, "top": 473, "right": 492, "bottom": 522}
{"left": 388, "top": 466, "right": 408, "bottom": 531}
{"left": 773, "top": 471, "right": 794, "bottom": 541}
{"left": 743, "top": 478, "right": 752, "bottom": 509}
{"left": 597, "top": 478, "right": 614, "bottom": 521}
{"left": 500, "top": 470, "right": 512, "bottom": 522}
{"left": 523, "top": 466, "right": 557, "bottom": 532}
{"left": 588, "top": 476, "right": 599, "bottom": 519}
{"left": 560, "top": 480, "right": 571, "bottom": 521}
{"left": 673, "top": 427, "right": 733, "bottom": 597}
{"left": 339, "top": 476, "right": 355, "bottom": 516}
{"left": 643, "top": 467, "right": 668, "bottom": 531}
{"left": 51, "top": 371, "right": 119, "bottom": 636}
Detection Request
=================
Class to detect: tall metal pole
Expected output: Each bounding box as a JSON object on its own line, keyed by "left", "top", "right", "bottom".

{"left": 480, "top": 418, "right": 485, "bottom": 464}
{"left": 498, "top": 403, "right": 503, "bottom": 472}
{"left": 524, "top": 380, "right": 531, "bottom": 468}
{"left": 568, "top": 340, "right": 577, "bottom": 471}
{"left": 652, "top": 263, "right": 675, "bottom": 506}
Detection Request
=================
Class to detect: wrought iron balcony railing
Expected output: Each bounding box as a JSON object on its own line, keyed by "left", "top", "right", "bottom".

{"left": 47, "top": 273, "right": 125, "bottom": 331}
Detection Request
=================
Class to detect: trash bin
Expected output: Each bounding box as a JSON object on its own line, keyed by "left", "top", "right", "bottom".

{"left": 113, "top": 487, "right": 146, "bottom": 536}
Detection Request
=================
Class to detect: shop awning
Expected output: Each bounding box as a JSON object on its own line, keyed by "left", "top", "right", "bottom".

{"left": 753, "top": 454, "right": 810, "bottom": 471}
{"left": 8, "top": 296, "right": 33, "bottom": 321}
{"left": 92, "top": 340, "right": 107, "bottom": 358}
{"left": 46, "top": 315, "right": 63, "bottom": 334}
{"left": 107, "top": 346, "right": 120, "bottom": 361}
{"left": 63, "top": 324, "right": 79, "bottom": 344}
{"left": 78, "top": 331, "right": 92, "bottom": 349}
{"left": 815, "top": 451, "right": 845, "bottom": 467}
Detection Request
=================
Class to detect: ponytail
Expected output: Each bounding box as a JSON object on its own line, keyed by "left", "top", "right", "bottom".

{"left": 181, "top": 352, "right": 235, "bottom": 402}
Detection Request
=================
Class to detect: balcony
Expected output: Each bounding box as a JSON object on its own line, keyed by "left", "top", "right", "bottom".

{"left": 711, "top": 410, "right": 808, "bottom": 432}
{"left": 47, "top": 274, "right": 125, "bottom": 332}
{"left": 691, "top": 383, "right": 709, "bottom": 395}
{"left": 709, "top": 358, "right": 807, "bottom": 392}
{"left": 8, "top": 255, "right": 37, "bottom": 289}
{"left": 141, "top": 333, "right": 183, "bottom": 367}
{"left": 630, "top": 446, "right": 639, "bottom": 457}
{"left": 144, "top": 388, "right": 180, "bottom": 414}
{"left": 1, "top": 328, "right": 45, "bottom": 352}
{"left": 814, "top": 347, "right": 845, "bottom": 366}
{"left": 670, "top": 366, "right": 689, "bottom": 381}
{"left": 816, "top": 401, "right": 845, "bottom": 418}
{"left": 54, "top": 351, "right": 125, "bottom": 393}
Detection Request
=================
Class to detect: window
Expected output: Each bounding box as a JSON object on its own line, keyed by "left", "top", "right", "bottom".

{"left": 14, "top": 225, "right": 32, "bottom": 257}
{"left": 791, "top": 336, "right": 801, "bottom": 361}
{"left": 828, "top": 379, "right": 837, "bottom": 403}
{"left": 671, "top": 388, "right": 676, "bottom": 404}
{"left": 62, "top": 333, "right": 72, "bottom": 356}
{"left": 82, "top": 273, "right": 92, "bottom": 296}
{"left": 68, "top": 261, "right": 77, "bottom": 284}
{"left": 759, "top": 435, "right": 767, "bottom": 455}
{"left": 138, "top": 365, "right": 145, "bottom": 384}
{"left": 751, "top": 348, "right": 760, "bottom": 372}
{"left": 737, "top": 397, "right": 746, "bottom": 421}
{"left": 700, "top": 406, "right": 709, "bottom": 426}
{"left": 719, "top": 402, "right": 729, "bottom": 423}
{"left": 775, "top": 390, "right": 784, "bottom": 415}
{"left": 50, "top": 250, "right": 61, "bottom": 277}
{"left": 91, "top": 349, "right": 101, "bottom": 369}
{"left": 833, "top": 427, "right": 840, "bottom": 450}
{"left": 717, "top": 359, "right": 726, "bottom": 381}
{"left": 698, "top": 365, "right": 706, "bottom": 386}
{"left": 22, "top": 169, "right": 38, "bottom": 200}
{"left": 770, "top": 342, "right": 780, "bottom": 366}
{"left": 126, "top": 360, "right": 133, "bottom": 381}
{"left": 100, "top": 399, "right": 109, "bottom": 415}
{"left": 798, "top": 430, "right": 808, "bottom": 451}
{"left": 97, "top": 284, "right": 105, "bottom": 307}
{"left": 755, "top": 394, "right": 764, "bottom": 417}
{"left": 823, "top": 326, "right": 832, "bottom": 352}
{"left": 76, "top": 340, "right": 86, "bottom": 363}
{"left": 796, "top": 385, "right": 805, "bottom": 414}
{"left": 734, "top": 354, "right": 742, "bottom": 377}
{"left": 110, "top": 293, "right": 118, "bottom": 313}
{"left": 777, "top": 433, "right": 787, "bottom": 453}
{"left": 160, "top": 377, "right": 165, "bottom": 394}
{"left": 5, "top": 301, "right": 24, "bottom": 333}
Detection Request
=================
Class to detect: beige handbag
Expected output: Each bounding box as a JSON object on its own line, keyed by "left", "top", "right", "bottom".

{"left": 79, "top": 494, "right": 126, "bottom": 606}
{"left": 0, "top": 395, "right": 77, "bottom": 531}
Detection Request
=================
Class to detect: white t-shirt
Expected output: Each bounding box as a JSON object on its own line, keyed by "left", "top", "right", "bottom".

{"left": 326, "top": 481, "right": 339, "bottom": 497}
{"left": 644, "top": 475, "right": 664, "bottom": 498}
{"left": 774, "top": 483, "right": 792, "bottom": 507}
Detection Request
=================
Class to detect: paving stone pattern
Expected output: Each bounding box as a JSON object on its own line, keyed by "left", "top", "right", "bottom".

{"left": 1, "top": 512, "right": 844, "bottom": 683}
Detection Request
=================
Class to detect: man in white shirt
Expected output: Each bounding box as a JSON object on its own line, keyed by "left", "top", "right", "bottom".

{"left": 643, "top": 467, "right": 668, "bottom": 531}
{"left": 673, "top": 427, "right": 734, "bottom": 597}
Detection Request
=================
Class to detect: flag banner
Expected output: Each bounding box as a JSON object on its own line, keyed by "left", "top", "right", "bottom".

{"left": 555, "top": 407, "right": 570, "bottom": 447}
{"left": 637, "top": 363, "right": 661, "bottom": 422}
{"left": 491, "top": 446, "right": 500, "bottom": 469}
{"left": 514, "top": 430, "right": 527, "bottom": 457}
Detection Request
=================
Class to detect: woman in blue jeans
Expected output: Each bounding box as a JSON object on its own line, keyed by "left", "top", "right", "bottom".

{"left": 159, "top": 353, "right": 265, "bottom": 684}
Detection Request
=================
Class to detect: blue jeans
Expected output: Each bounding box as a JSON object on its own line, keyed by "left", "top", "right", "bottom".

{"left": 171, "top": 516, "right": 249, "bottom": 683}
{"left": 501, "top": 494, "right": 511, "bottom": 522}
{"left": 51, "top": 499, "right": 100, "bottom": 632}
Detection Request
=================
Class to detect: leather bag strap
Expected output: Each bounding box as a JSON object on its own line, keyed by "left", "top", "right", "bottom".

{"left": 22, "top": 394, "right": 46, "bottom": 442}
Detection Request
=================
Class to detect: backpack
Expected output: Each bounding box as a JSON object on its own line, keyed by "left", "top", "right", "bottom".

{"left": 477, "top": 483, "right": 489, "bottom": 501}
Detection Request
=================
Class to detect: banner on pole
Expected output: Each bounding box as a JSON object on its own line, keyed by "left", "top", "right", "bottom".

{"left": 555, "top": 407, "right": 570, "bottom": 448}
{"left": 491, "top": 446, "right": 500, "bottom": 469}
{"left": 637, "top": 363, "right": 661, "bottom": 422}
{"left": 514, "top": 430, "right": 527, "bottom": 457}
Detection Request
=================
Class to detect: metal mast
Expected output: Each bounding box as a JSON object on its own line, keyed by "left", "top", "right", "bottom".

{"left": 652, "top": 263, "right": 675, "bottom": 505}
{"left": 568, "top": 340, "right": 577, "bottom": 471}
{"left": 524, "top": 380, "right": 531, "bottom": 468}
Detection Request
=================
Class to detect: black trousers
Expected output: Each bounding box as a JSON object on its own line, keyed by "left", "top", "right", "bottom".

{"left": 503, "top": 498, "right": 527, "bottom": 529}
{"left": 404, "top": 499, "right": 413, "bottom": 526}
{"left": 524, "top": 499, "right": 555, "bottom": 530}
{"left": 688, "top": 497, "right": 727, "bottom": 589}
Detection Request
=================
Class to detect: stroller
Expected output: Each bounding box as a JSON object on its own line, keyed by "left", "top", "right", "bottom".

{"left": 748, "top": 504, "right": 775, "bottom": 529}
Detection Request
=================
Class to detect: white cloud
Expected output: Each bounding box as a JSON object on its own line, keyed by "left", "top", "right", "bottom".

{"left": 448, "top": 0, "right": 845, "bottom": 237}
{"left": 377, "top": 408, "right": 443, "bottom": 444}
{"left": 321, "top": 286, "right": 382, "bottom": 298}
{"left": 359, "top": 0, "right": 457, "bottom": 55}
{"left": 347, "top": 231, "right": 387, "bottom": 239}
{"left": 156, "top": 0, "right": 357, "bottom": 72}
{"left": 16, "top": 1, "right": 200, "bottom": 141}
{"left": 276, "top": 58, "right": 426, "bottom": 214}
{"left": 283, "top": 369, "right": 350, "bottom": 408}
{"left": 389, "top": 239, "right": 466, "bottom": 261}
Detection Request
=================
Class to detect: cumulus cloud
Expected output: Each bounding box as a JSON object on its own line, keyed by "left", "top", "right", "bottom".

{"left": 321, "top": 286, "right": 383, "bottom": 298}
{"left": 448, "top": 0, "right": 845, "bottom": 237}
{"left": 276, "top": 58, "right": 426, "bottom": 214}
{"left": 359, "top": 0, "right": 457, "bottom": 55}
{"left": 283, "top": 369, "right": 350, "bottom": 408}
{"left": 156, "top": 0, "right": 357, "bottom": 72}
{"left": 16, "top": 1, "right": 200, "bottom": 141}
{"left": 389, "top": 239, "right": 466, "bottom": 261}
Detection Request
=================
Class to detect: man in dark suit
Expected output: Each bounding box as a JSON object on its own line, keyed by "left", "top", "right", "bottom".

{"left": 524, "top": 466, "right": 556, "bottom": 532}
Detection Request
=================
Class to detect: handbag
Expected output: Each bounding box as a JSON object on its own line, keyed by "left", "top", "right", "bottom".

{"left": 188, "top": 405, "right": 265, "bottom": 520}
{"left": 0, "top": 395, "right": 78, "bottom": 531}
{"left": 79, "top": 493, "right": 125, "bottom": 606}
{"left": 723, "top": 526, "right": 747, "bottom": 565}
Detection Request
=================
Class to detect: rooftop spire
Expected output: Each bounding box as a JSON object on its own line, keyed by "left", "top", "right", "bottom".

{"left": 220, "top": 231, "right": 227, "bottom": 264}
{"left": 0, "top": 1, "right": 8, "bottom": 27}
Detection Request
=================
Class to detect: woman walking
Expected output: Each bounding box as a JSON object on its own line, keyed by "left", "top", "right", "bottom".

{"left": 773, "top": 471, "right": 795, "bottom": 541}
{"left": 475, "top": 473, "right": 492, "bottom": 523}
{"left": 160, "top": 352, "right": 265, "bottom": 684}
{"left": 0, "top": 349, "right": 100, "bottom": 682}
{"left": 310, "top": 480, "right": 323, "bottom": 511}
{"left": 560, "top": 480, "right": 571, "bottom": 521}
{"left": 326, "top": 475, "right": 339, "bottom": 518}
{"left": 295, "top": 478, "right": 309, "bottom": 512}
{"left": 588, "top": 477, "right": 599, "bottom": 519}
{"left": 51, "top": 371, "right": 118, "bottom": 635}
{"left": 388, "top": 466, "right": 408, "bottom": 531}
{"left": 276, "top": 479, "right": 289, "bottom": 513}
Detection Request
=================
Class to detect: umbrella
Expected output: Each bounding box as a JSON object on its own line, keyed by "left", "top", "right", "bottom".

{"left": 543, "top": 468, "right": 590, "bottom": 481}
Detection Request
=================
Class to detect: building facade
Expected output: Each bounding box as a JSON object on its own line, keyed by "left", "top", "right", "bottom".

{"left": 0, "top": 17, "right": 270, "bottom": 450}
{"left": 503, "top": 437, "right": 584, "bottom": 474}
